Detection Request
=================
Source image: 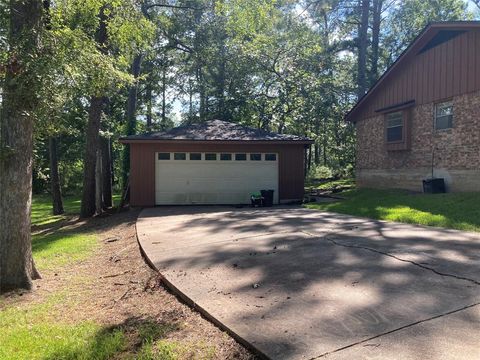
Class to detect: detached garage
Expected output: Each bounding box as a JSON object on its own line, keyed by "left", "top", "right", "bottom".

{"left": 120, "top": 120, "right": 313, "bottom": 206}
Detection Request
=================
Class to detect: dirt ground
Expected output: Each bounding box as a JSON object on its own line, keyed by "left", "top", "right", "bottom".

{"left": 1, "top": 208, "right": 255, "bottom": 359}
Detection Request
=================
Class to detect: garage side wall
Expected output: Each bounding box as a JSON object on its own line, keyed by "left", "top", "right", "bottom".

{"left": 129, "top": 143, "right": 306, "bottom": 206}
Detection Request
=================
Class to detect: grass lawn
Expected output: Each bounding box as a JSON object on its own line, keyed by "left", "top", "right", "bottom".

{"left": 305, "top": 188, "right": 480, "bottom": 232}
{"left": 0, "top": 195, "right": 251, "bottom": 360}
{"left": 31, "top": 194, "right": 121, "bottom": 227}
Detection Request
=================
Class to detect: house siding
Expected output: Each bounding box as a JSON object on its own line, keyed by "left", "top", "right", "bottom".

{"left": 355, "top": 28, "right": 480, "bottom": 121}
{"left": 356, "top": 91, "right": 480, "bottom": 192}
{"left": 129, "top": 142, "right": 307, "bottom": 206}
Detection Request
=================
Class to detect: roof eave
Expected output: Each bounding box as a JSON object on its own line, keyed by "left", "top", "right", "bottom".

{"left": 345, "top": 21, "right": 480, "bottom": 123}
{"left": 119, "top": 138, "right": 314, "bottom": 145}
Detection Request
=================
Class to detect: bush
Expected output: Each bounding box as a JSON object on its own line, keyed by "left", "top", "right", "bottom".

{"left": 332, "top": 163, "right": 355, "bottom": 179}
{"left": 307, "top": 166, "right": 333, "bottom": 181}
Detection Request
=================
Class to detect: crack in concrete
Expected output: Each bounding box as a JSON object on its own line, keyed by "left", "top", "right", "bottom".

{"left": 298, "top": 229, "right": 480, "bottom": 359}
{"left": 300, "top": 229, "right": 480, "bottom": 286}
{"left": 325, "top": 236, "right": 480, "bottom": 286}
{"left": 308, "top": 302, "right": 480, "bottom": 359}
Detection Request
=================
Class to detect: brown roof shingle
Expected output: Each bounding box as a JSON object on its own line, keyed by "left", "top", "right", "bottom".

{"left": 120, "top": 120, "right": 312, "bottom": 143}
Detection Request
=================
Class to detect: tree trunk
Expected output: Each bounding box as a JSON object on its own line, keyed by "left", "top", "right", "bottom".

{"left": 0, "top": 0, "right": 43, "bottom": 293}
{"left": 80, "top": 7, "right": 108, "bottom": 218}
{"left": 161, "top": 59, "right": 167, "bottom": 126}
{"left": 122, "top": 53, "right": 142, "bottom": 189}
{"left": 49, "top": 137, "right": 64, "bottom": 215}
{"left": 314, "top": 142, "right": 320, "bottom": 165}
{"left": 80, "top": 96, "right": 105, "bottom": 218}
{"left": 95, "top": 148, "right": 103, "bottom": 214}
{"left": 370, "top": 0, "right": 383, "bottom": 86}
{"left": 357, "top": 0, "right": 370, "bottom": 99}
{"left": 146, "top": 83, "right": 153, "bottom": 130}
{"left": 102, "top": 136, "right": 113, "bottom": 208}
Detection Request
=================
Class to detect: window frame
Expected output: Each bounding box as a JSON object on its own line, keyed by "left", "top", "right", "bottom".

{"left": 205, "top": 153, "right": 217, "bottom": 161}
{"left": 173, "top": 152, "right": 187, "bottom": 161}
{"left": 434, "top": 100, "right": 454, "bottom": 131}
{"left": 250, "top": 153, "right": 262, "bottom": 161}
{"left": 265, "top": 153, "right": 277, "bottom": 161}
{"left": 235, "top": 153, "right": 247, "bottom": 161}
{"left": 220, "top": 153, "right": 232, "bottom": 161}
{"left": 189, "top": 153, "right": 202, "bottom": 161}
{"left": 385, "top": 111, "right": 404, "bottom": 144}
{"left": 157, "top": 153, "right": 170, "bottom": 160}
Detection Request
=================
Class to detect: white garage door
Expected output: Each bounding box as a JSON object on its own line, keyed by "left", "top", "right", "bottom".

{"left": 155, "top": 152, "right": 279, "bottom": 205}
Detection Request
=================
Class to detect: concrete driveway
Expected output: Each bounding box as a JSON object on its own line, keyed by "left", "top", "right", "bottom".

{"left": 136, "top": 206, "right": 480, "bottom": 360}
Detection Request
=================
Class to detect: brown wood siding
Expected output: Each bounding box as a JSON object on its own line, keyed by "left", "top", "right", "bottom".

{"left": 129, "top": 142, "right": 306, "bottom": 207}
{"left": 356, "top": 29, "right": 480, "bottom": 121}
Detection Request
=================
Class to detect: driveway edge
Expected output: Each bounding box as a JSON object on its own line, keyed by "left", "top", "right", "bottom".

{"left": 135, "top": 208, "right": 270, "bottom": 360}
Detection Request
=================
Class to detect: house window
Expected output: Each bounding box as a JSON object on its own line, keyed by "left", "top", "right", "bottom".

{"left": 158, "top": 153, "right": 170, "bottom": 160}
{"left": 265, "top": 154, "right": 277, "bottom": 161}
{"left": 250, "top": 153, "right": 261, "bottom": 161}
{"left": 435, "top": 101, "right": 453, "bottom": 130}
{"left": 174, "top": 153, "right": 186, "bottom": 160}
{"left": 220, "top": 153, "right": 232, "bottom": 161}
{"left": 205, "top": 153, "right": 217, "bottom": 161}
{"left": 386, "top": 111, "right": 403, "bottom": 142}
{"left": 189, "top": 153, "right": 202, "bottom": 160}
{"left": 235, "top": 153, "right": 247, "bottom": 161}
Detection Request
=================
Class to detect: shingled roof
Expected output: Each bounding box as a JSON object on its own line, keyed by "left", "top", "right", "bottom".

{"left": 120, "top": 120, "right": 312, "bottom": 143}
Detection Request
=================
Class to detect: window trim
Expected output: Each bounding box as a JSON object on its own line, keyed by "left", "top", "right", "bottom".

{"left": 385, "top": 111, "right": 404, "bottom": 144}
{"left": 220, "top": 153, "right": 232, "bottom": 161}
{"left": 265, "top": 153, "right": 277, "bottom": 161}
{"left": 173, "top": 152, "right": 187, "bottom": 161}
{"left": 205, "top": 153, "right": 217, "bottom": 161}
{"left": 157, "top": 153, "right": 170, "bottom": 160}
{"left": 234, "top": 153, "right": 247, "bottom": 161}
{"left": 189, "top": 153, "right": 202, "bottom": 161}
{"left": 434, "top": 100, "right": 454, "bottom": 131}
{"left": 250, "top": 153, "right": 262, "bottom": 161}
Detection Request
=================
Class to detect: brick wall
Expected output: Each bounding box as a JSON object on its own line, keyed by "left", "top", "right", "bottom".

{"left": 356, "top": 90, "right": 480, "bottom": 192}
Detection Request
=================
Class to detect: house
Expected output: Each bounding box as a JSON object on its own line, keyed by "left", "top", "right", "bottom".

{"left": 120, "top": 120, "right": 313, "bottom": 206}
{"left": 346, "top": 22, "right": 480, "bottom": 192}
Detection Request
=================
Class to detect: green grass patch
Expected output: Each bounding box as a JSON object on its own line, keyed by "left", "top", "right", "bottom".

{"left": 31, "top": 193, "right": 122, "bottom": 269}
{"left": 31, "top": 195, "right": 82, "bottom": 227}
{"left": 306, "top": 178, "right": 355, "bottom": 192}
{"left": 136, "top": 339, "right": 216, "bottom": 360}
{"left": 32, "top": 231, "right": 98, "bottom": 270}
{"left": 31, "top": 194, "right": 121, "bottom": 227}
{"left": 0, "top": 295, "right": 126, "bottom": 360}
{"left": 305, "top": 188, "right": 480, "bottom": 232}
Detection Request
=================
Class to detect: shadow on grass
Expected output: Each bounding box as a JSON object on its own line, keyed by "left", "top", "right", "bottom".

{"left": 40, "top": 317, "right": 180, "bottom": 360}
{"left": 31, "top": 205, "right": 139, "bottom": 270}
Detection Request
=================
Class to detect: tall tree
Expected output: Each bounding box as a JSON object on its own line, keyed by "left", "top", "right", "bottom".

{"left": 122, "top": 53, "right": 142, "bottom": 189}
{"left": 0, "top": 0, "right": 43, "bottom": 292}
{"left": 369, "top": 0, "right": 383, "bottom": 86}
{"left": 49, "top": 137, "right": 64, "bottom": 215}
{"left": 356, "top": 0, "right": 369, "bottom": 99}
{"left": 80, "top": 6, "right": 108, "bottom": 218}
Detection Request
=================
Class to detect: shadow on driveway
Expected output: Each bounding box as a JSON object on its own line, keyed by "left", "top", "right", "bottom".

{"left": 137, "top": 206, "right": 480, "bottom": 360}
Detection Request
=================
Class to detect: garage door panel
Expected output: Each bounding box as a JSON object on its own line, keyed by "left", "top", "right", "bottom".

{"left": 155, "top": 153, "right": 279, "bottom": 205}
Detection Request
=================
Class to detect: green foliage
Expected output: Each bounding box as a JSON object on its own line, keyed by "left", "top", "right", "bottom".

{"left": 382, "top": 0, "right": 473, "bottom": 65}
{"left": 3, "top": 0, "right": 477, "bottom": 212}
{"left": 306, "top": 189, "right": 480, "bottom": 232}
{"left": 307, "top": 165, "right": 333, "bottom": 180}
